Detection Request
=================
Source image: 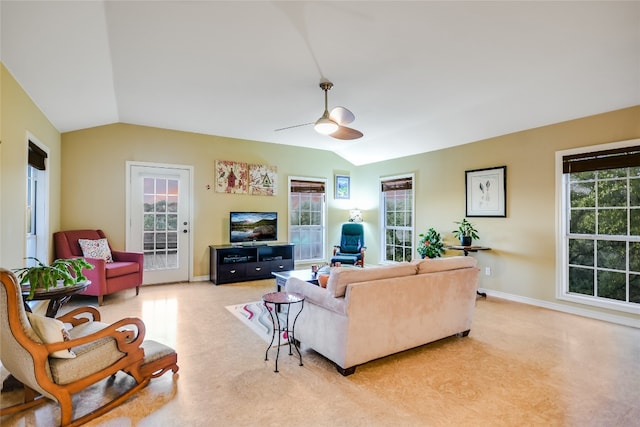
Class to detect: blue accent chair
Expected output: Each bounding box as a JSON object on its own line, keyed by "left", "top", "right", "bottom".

{"left": 331, "top": 223, "right": 366, "bottom": 267}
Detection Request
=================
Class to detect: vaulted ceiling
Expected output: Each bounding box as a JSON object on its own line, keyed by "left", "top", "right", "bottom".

{"left": 2, "top": 1, "right": 639, "bottom": 165}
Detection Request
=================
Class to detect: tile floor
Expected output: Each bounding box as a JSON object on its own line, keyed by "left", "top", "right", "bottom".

{"left": 2, "top": 278, "right": 639, "bottom": 426}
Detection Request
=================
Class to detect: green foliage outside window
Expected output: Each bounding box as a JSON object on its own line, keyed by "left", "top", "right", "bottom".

{"left": 383, "top": 188, "right": 413, "bottom": 262}
{"left": 567, "top": 167, "right": 639, "bottom": 305}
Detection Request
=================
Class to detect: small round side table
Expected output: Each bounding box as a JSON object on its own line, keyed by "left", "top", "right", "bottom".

{"left": 262, "top": 291, "right": 305, "bottom": 373}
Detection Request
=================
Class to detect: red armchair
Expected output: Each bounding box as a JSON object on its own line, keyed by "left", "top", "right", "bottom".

{"left": 53, "top": 229, "right": 143, "bottom": 305}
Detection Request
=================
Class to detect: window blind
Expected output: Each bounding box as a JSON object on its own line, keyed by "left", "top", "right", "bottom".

{"left": 290, "top": 180, "right": 325, "bottom": 193}
{"left": 381, "top": 176, "right": 412, "bottom": 192}
{"left": 562, "top": 145, "right": 640, "bottom": 174}
{"left": 28, "top": 141, "right": 48, "bottom": 171}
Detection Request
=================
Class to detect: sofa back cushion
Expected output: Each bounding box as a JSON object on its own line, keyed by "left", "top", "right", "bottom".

{"left": 415, "top": 256, "right": 477, "bottom": 274}
{"left": 327, "top": 263, "right": 417, "bottom": 297}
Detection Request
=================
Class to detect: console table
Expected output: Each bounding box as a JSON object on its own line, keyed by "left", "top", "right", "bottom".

{"left": 447, "top": 245, "right": 491, "bottom": 256}
{"left": 209, "top": 244, "right": 294, "bottom": 284}
{"left": 447, "top": 245, "right": 491, "bottom": 297}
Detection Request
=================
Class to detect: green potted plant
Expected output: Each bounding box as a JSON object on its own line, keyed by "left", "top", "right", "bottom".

{"left": 417, "top": 228, "right": 445, "bottom": 259}
{"left": 452, "top": 218, "right": 479, "bottom": 246}
{"left": 13, "top": 257, "right": 94, "bottom": 299}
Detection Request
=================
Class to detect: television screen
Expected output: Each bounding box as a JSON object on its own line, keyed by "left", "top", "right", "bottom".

{"left": 230, "top": 212, "right": 278, "bottom": 243}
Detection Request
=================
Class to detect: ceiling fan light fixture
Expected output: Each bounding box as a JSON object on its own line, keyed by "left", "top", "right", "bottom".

{"left": 314, "top": 114, "right": 339, "bottom": 135}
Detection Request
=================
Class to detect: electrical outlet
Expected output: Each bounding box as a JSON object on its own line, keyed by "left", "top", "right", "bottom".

{"left": 485, "top": 267, "right": 491, "bottom": 276}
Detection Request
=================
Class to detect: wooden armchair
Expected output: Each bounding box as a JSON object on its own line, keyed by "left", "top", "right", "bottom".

{"left": 0, "top": 268, "right": 178, "bottom": 426}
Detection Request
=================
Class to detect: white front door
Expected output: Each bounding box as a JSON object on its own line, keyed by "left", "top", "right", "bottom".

{"left": 128, "top": 162, "right": 192, "bottom": 284}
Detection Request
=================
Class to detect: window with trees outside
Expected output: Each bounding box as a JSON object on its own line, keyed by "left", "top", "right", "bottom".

{"left": 558, "top": 141, "right": 640, "bottom": 314}
{"left": 381, "top": 174, "right": 414, "bottom": 263}
{"left": 289, "top": 178, "right": 326, "bottom": 263}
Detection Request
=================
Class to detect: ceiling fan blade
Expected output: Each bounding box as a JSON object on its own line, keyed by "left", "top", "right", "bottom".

{"left": 329, "top": 106, "right": 355, "bottom": 125}
{"left": 274, "top": 122, "right": 313, "bottom": 132}
{"left": 330, "top": 125, "right": 363, "bottom": 140}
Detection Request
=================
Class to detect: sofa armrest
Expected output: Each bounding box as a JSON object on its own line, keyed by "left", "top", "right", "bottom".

{"left": 285, "top": 277, "right": 346, "bottom": 315}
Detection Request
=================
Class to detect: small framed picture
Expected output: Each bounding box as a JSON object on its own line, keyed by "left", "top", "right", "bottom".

{"left": 335, "top": 175, "right": 350, "bottom": 200}
{"left": 465, "top": 166, "right": 506, "bottom": 217}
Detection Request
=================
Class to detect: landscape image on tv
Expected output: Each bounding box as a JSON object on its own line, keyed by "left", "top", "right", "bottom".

{"left": 230, "top": 212, "right": 278, "bottom": 243}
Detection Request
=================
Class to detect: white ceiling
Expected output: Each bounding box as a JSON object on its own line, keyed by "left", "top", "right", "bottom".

{"left": 2, "top": 1, "right": 639, "bottom": 166}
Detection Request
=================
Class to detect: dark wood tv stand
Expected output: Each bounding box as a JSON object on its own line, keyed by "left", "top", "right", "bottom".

{"left": 209, "top": 243, "right": 294, "bottom": 285}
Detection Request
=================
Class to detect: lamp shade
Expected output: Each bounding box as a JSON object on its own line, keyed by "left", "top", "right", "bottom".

{"left": 349, "top": 209, "right": 363, "bottom": 223}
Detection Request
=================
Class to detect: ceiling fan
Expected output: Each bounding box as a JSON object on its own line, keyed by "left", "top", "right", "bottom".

{"left": 275, "top": 81, "right": 363, "bottom": 140}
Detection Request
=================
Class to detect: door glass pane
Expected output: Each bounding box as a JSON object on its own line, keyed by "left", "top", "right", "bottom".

{"left": 143, "top": 176, "right": 180, "bottom": 270}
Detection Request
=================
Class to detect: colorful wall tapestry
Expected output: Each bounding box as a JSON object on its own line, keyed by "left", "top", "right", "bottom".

{"left": 249, "top": 164, "right": 278, "bottom": 196}
{"left": 215, "top": 160, "right": 248, "bottom": 194}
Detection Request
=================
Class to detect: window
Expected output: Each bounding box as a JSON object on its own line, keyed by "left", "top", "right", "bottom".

{"left": 289, "top": 178, "right": 327, "bottom": 263}
{"left": 26, "top": 140, "right": 49, "bottom": 267}
{"left": 380, "top": 174, "right": 414, "bottom": 263}
{"left": 557, "top": 141, "right": 640, "bottom": 313}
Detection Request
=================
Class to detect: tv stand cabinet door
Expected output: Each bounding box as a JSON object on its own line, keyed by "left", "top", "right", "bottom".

{"left": 270, "top": 259, "right": 293, "bottom": 273}
{"left": 216, "top": 263, "right": 247, "bottom": 284}
{"left": 245, "top": 262, "right": 270, "bottom": 279}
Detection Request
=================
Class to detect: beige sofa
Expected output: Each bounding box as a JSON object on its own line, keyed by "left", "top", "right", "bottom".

{"left": 285, "top": 256, "right": 480, "bottom": 375}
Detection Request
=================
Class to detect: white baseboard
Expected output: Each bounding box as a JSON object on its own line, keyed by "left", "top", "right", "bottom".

{"left": 481, "top": 289, "right": 640, "bottom": 329}
{"left": 192, "top": 275, "right": 210, "bottom": 282}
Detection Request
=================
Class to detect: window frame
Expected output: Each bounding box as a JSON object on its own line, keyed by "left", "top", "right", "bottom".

{"left": 379, "top": 173, "right": 415, "bottom": 264}
{"left": 288, "top": 176, "right": 327, "bottom": 264}
{"left": 555, "top": 138, "right": 640, "bottom": 314}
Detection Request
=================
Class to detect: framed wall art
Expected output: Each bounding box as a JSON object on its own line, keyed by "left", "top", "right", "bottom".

{"left": 249, "top": 164, "right": 277, "bottom": 196}
{"left": 335, "top": 175, "right": 350, "bottom": 200}
{"left": 465, "top": 166, "right": 506, "bottom": 217}
{"left": 215, "top": 160, "right": 248, "bottom": 194}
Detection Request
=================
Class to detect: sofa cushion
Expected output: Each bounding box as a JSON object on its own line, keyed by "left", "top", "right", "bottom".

{"left": 26, "top": 312, "right": 76, "bottom": 359}
{"left": 326, "top": 263, "right": 417, "bottom": 297}
{"left": 78, "top": 238, "right": 113, "bottom": 263}
{"left": 415, "top": 256, "right": 477, "bottom": 274}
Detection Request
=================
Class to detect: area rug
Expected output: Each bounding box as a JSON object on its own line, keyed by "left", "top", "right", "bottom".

{"left": 225, "top": 301, "right": 291, "bottom": 346}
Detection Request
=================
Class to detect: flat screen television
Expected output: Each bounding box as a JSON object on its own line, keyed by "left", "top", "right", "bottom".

{"left": 229, "top": 211, "right": 278, "bottom": 244}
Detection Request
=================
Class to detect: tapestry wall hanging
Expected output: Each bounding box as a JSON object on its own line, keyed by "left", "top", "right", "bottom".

{"left": 249, "top": 164, "right": 278, "bottom": 196}
{"left": 216, "top": 161, "right": 278, "bottom": 196}
{"left": 216, "top": 160, "right": 248, "bottom": 194}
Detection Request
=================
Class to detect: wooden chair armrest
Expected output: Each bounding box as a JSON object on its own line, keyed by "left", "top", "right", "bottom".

{"left": 57, "top": 306, "right": 101, "bottom": 325}
{"left": 45, "top": 317, "right": 146, "bottom": 356}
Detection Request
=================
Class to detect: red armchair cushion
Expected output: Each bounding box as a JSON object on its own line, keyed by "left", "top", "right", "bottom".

{"left": 105, "top": 262, "right": 140, "bottom": 279}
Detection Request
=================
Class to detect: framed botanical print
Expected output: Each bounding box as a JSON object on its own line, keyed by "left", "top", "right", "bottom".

{"left": 465, "top": 166, "right": 506, "bottom": 217}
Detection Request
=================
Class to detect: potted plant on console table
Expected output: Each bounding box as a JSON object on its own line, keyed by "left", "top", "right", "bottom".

{"left": 452, "top": 218, "right": 479, "bottom": 246}
{"left": 417, "top": 228, "right": 445, "bottom": 259}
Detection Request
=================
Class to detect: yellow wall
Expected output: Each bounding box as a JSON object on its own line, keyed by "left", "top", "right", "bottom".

{"left": 354, "top": 106, "right": 640, "bottom": 321}
{"left": 60, "top": 123, "right": 354, "bottom": 277}
{"left": 2, "top": 60, "right": 639, "bottom": 323}
{"left": 0, "top": 63, "right": 61, "bottom": 268}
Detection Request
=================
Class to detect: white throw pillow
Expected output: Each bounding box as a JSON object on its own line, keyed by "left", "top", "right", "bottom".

{"left": 26, "top": 312, "right": 76, "bottom": 358}
{"left": 78, "top": 238, "right": 113, "bottom": 262}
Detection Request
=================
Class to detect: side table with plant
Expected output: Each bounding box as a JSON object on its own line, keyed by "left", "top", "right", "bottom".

{"left": 13, "top": 257, "right": 94, "bottom": 299}
{"left": 452, "top": 218, "right": 479, "bottom": 246}
{"left": 417, "top": 228, "right": 445, "bottom": 259}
